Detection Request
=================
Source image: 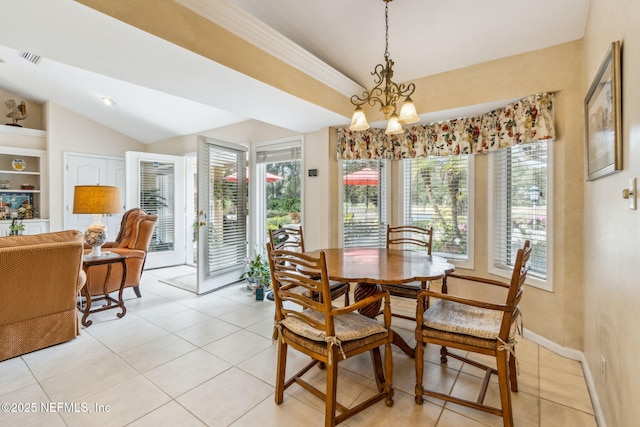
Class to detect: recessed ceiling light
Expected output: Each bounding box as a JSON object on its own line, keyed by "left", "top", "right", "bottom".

{"left": 101, "top": 96, "right": 116, "bottom": 106}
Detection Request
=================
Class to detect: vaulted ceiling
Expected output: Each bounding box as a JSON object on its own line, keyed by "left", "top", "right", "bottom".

{"left": 0, "top": 0, "right": 589, "bottom": 143}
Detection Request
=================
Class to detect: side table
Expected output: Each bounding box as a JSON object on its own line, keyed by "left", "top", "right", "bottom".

{"left": 77, "top": 253, "right": 128, "bottom": 327}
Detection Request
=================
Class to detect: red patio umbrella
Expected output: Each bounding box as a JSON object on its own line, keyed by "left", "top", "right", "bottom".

{"left": 223, "top": 168, "right": 283, "bottom": 183}
{"left": 343, "top": 167, "right": 379, "bottom": 186}
{"left": 343, "top": 167, "right": 379, "bottom": 214}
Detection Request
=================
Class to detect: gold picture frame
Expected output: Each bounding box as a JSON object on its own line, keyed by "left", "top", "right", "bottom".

{"left": 585, "top": 40, "right": 622, "bottom": 181}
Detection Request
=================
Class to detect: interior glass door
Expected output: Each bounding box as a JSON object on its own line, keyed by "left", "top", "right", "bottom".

{"left": 125, "top": 151, "right": 186, "bottom": 269}
{"left": 197, "top": 138, "right": 248, "bottom": 294}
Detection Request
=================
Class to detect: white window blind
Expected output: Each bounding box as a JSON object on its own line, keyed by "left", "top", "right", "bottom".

{"left": 205, "top": 145, "right": 247, "bottom": 274}
{"left": 256, "top": 145, "right": 301, "bottom": 164}
{"left": 492, "top": 140, "right": 550, "bottom": 280}
{"left": 404, "top": 155, "right": 470, "bottom": 260}
{"left": 342, "top": 160, "right": 387, "bottom": 247}
{"left": 140, "top": 161, "right": 174, "bottom": 253}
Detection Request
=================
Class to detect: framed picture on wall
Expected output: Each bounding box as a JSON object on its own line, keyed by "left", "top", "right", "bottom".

{"left": 585, "top": 40, "right": 622, "bottom": 181}
{"left": 0, "top": 192, "right": 33, "bottom": 209}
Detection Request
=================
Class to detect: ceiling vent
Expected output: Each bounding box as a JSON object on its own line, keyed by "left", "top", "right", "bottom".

{"left": 20, "top": 52, "right": 42, "bottom": 65}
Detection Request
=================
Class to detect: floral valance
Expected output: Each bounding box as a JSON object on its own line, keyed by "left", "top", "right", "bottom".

{"left": 337, "top": 92, "right": 555, "bottom": 160}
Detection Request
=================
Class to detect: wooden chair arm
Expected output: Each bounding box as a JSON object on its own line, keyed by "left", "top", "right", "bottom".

{"left": 446, "top": 272, "right": 510, "bottom": 289}
{"left": 334, "top": 290, "right": 389, "bottom": 314}
{"left": 334, "top": 290, "right": 392, "bottom": 328}
{"left": 416, "top": 289, "right": 507, "bottom": 318}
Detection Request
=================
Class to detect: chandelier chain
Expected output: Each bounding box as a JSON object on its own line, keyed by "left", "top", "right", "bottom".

{"left": 349, "top": 0, "right": 419, "bottom": 132}
{"left": 384, "top": 1, "right": 390, "bottom": 60}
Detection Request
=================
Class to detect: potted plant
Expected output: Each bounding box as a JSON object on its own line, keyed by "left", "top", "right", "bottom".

{"left": 9, "top": 216, "right": 25, "bottom": 236}
{"left": 240, "top": 251, "right": 271, "bottom": 300}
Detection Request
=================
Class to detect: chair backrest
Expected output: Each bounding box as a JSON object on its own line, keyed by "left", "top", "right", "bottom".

{"left": 499, "top": 240, "right": 532, "bottom": 339}
{"left": 386, "top": 225, "right": 433, "bottom": 255}
{"left": 0, "top": 231, "right": 85, "bottom": 322}
{"left": 112, "top": 208, "right": 158, "bottom": 251}
{"left": 269, "top": 225, "right": 305, "bottom": 252}
{"left": 267, "top": 242, "right": 334, "bottom": 334}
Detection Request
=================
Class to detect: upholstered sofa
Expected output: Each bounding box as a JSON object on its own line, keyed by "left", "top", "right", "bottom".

{"left": 83, "top": 208, "right": 157, "bottom": 298}
{"left": 0, "top": 230, "right": 86, "bottom": 361}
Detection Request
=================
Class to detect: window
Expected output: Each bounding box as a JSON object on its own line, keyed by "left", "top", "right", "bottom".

{"left": 491, "top": 140, "right": 552, "bottom": 289}
{"left": 342, "top": 159, "right": 388, "bottom": 247}
{"left": 254, "top": 140, "right": 302, "bottom": 249}
{"left": 404, "top": 155, "right": 472, "bottom": 264}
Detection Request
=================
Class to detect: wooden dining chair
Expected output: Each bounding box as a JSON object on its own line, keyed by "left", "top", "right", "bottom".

{"left": 414, "top": 240, "right": 532, "bottom": 427}
{"left": 269, "top": 226, "right": 350, "bottom": 305}
{"left": 267, "top": 243, "right": 394, "bottom": 427}
{"left": 382, "top": 224, "right": 434, "bottom": 320}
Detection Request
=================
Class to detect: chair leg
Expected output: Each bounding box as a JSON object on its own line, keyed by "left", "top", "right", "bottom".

{"left": 440, "top": 346, "right": 448, "bottom": 363}
{"left": 370, "top": 348, "right": 385, "bottom": 391}
{"left": 509, "top": 347, "right": 518, "bottom": 392}
{"left": 325, "top": 347, "right": 339, "bottom": 427}
{"left": 133, "top": 286, "right": 141, "bottom": 298}
{"left": 344, "top": 288, "right": 349, "bottom": 306}
{"left": 275, "top": 340, "right": 288, "bottom": 404}
{"left": 415, "top": 336, "right": 425, "bottom": 404}
{"left": 383, "top": 342, "right": 394, "bottom": 407}
{"left": 496, "top": 349, "right": 514, "bottom": 427}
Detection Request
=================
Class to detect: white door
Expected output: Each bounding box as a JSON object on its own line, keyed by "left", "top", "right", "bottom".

{"left": 64, "top": 154, "right": 125, "bottom": 236}
{"left": 196, "top": 138, "right": 248, "bottom": 294}
{"left": 126, "top": 151, "right": 186, "bottom": 269}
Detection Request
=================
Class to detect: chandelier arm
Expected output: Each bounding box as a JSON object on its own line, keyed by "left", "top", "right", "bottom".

{"left": 350, "top": 88, "right": 385, "bottom": 108}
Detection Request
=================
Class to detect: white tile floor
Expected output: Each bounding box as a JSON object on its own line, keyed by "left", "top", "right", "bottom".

{"left": 0, "top": 265, "right": 597, "bottom": 426}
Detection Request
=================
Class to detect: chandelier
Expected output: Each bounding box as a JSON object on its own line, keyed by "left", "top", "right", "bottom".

{"left": 349, "top": 0, "right": 419, "bottom": 135}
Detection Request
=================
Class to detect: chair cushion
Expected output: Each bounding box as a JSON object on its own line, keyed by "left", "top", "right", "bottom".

{"left": 381, "top": 281, "right": 426, "bottom": 298}
{"left": 423, "top": 299, "right": 519, "bottom": 340}
{"left": 282, "top": 309, "right": 387, "bottom": 343}
{"left": 289, "top": 280, "right": 349, "bottom": 300}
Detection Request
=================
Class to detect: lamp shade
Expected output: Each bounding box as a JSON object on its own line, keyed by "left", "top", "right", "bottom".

{"left": 385, "top": 113, "right": 404, "bottom": 135}
{"left": 398, "top": 97, "right": 420, "bottom": 124}
{"left": 349, "top": 107, "right": 370, "bottom": 131}
{"left": 73, "top": 185, "right": 122, "bottom": 215}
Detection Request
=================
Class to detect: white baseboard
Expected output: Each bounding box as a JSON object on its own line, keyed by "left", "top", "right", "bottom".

{"left": 522, "top": 328, "right": 607, "bottom": 427}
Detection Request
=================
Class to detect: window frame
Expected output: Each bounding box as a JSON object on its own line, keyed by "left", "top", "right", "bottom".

{"left": 250, "top": 137, "right": 304, "bottom": 255}
{"left": 488, "top": 140, "right": 554, "bottom": 291}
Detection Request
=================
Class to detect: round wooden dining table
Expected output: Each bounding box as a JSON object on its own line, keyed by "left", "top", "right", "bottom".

{"left": 304, "top": 247, "right": 455, "bottom": 358}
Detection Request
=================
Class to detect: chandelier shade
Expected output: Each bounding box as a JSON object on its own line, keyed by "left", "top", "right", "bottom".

{"left": 349, "top": 0, "right": 419, "bottom": 134}
{"left": 397, "top": 96, "right": 419, "bottom": 124}
{"left": 385, "top": 113, "right": 404, "bottom": 135}
{"left": 349, "top": 106, "right": 370, "bottom": 131}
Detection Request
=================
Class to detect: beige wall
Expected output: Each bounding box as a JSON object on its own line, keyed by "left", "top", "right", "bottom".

{"left": 46, "top": 102, "right": 145, "bottom": 231}
{"left": 301, "top": 127, "right": 332, "bottom": 250}
{"left": 583, "top": 0, "right": 640, "bottom": 425}
{"left": 146, "top": 120, "right": 299, "bottom": 156}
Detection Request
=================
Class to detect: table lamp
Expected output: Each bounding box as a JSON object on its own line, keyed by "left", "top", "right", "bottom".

{"left": 73, "top": 185, "right": 122, "bottom": 257}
